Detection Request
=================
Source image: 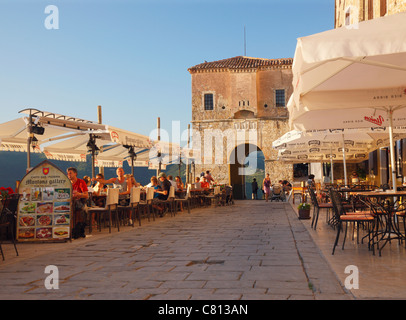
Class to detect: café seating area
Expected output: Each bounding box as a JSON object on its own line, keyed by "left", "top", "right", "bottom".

{"left": 305, "top": 183, "right": 406, "bottom": 257}
{"left": 83, "top": 183, "right": 234, "bottom": 236}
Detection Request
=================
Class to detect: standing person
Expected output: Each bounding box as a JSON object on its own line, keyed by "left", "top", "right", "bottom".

{"left": 67, "top": 167, "right": 88, "bottom": 238}
{"left": 205, "top": 170, "right": 215, "bottom": 185}
{"left": 251, "top": 178, "right": 258, "bottom": 200}
{"left": 262, "top": 173, "right": 271, "bottom": 202}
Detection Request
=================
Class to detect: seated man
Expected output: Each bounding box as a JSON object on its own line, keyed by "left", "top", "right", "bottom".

{"left": 152, "top": 172, "right": 172, "bottom": 216}
{"left": 66, "top": 167, "right": 88, "bottom": 238}
{"left": 200, "top": 176, "right": 210, "bottom": 189}
{"left": 282, "top": 180, "right": 292, "bottom": 194}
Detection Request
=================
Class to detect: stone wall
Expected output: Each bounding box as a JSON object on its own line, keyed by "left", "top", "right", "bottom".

{"left": 191, "top": 117, "right": 293, "bottom": 185}
{"left": 335, "top": 0, "right": 406, "bottom": 28}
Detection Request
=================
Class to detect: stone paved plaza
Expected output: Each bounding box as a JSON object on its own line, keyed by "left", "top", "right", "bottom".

{"left": 0, "top": 200, "right": 350, "bottom": 300}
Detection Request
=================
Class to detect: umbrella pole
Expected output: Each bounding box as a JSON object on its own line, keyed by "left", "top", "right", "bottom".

{"left": 389, "top": 108, "right": 397, "bottom": 191}
{"left": 91, "top": 150, "right": 96, "bottom": 180}
{"left": 342, "top": 134, "right": 348, "bottom": 187}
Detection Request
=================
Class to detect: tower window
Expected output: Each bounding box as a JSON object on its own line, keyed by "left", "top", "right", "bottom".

{"left": 275, "top": 89, "right": 286, "bottom": 107}
{"left": 204, "top": 94, "right": 214, "bottom": 110}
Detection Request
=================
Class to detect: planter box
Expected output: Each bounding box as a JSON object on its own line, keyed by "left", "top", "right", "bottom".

{"left": 298, "top": 209, "right": 311, "bottom": 220}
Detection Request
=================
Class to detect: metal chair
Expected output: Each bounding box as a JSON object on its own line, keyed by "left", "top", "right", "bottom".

{"left": 87, "top": 188, "right": 119, "bottom": 233}
{"left": 175, "top": 185, "right": 191, "bottom": 214}
{"left": 308, "top": 186, "right": 333, "bottom": 230}
{"left": 330, "top": 189, "right": 376, "bottom": 255}
{"left": 0, "top": 194, "right": 20, "bottom": 260}
{"left": 138, "top": 187, "right": 155, "bottom": 222}
{"left": 205, "top": 186, "right": 221, "bottom": 206}
{"left": 130, "top": 187, "right": 141, "bottom": 226}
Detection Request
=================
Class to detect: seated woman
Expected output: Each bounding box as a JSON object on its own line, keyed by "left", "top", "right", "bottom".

{"left": 150, "top": 176, "right": 161, "bottom": 198}
{"left": 175, "top": 176, "right": 185, "bottom": 211}
{"left": 175, "top": 176, "right": 184, "bottom": 192}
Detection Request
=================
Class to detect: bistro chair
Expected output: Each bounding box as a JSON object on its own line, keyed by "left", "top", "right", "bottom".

{"left": 204, "top": 186, "right": 221, "bottom": 206}
{"left": 225, "top": 186, "right": 234, "bottom": 205}
{"left": 0, "top": 193, "right": 20, "bottom": 261}
{"left": 175, "top": 185, "right": 191, "bottom": 214}
{"left": 130, "top": 186, "right": 141, "bottom": 226}
{"left": 138, "top": 187, "right": 155, "bottom": 222}
{"left": 87, "top": 188, "right": 119, "bottom": 233}
{"left": 308, "top": 186, "right": 333, "bottom": 230}
{"left": 330, "top": 189, "right": 376, "bottom": 255}
{"left": 160, "top": 186, "right": 176, "bottom": 216}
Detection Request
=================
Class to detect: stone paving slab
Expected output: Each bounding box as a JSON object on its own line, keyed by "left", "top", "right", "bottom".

{"left": 0, "top": 200, "right": 352, "bottom": 300}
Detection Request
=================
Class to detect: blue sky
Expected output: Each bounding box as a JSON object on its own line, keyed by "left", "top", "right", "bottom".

{"left": 0, "top": 0, "right": 334, "bottom": 141}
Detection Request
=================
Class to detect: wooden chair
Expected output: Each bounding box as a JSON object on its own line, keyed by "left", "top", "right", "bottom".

{"left": 0, "top": 194, "right": 20, "bottom": 261}
{"left": 87, "top": 188, "right": 119, "bottom": 233}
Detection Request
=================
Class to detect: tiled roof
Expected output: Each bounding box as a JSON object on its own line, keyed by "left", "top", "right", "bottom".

{"left": 188, "top": 56, "right": 293, "bottom": 72}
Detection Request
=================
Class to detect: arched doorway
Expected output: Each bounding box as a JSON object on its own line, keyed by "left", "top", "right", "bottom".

{"left": 229, "top": 144, "right": 265, "bottom": 200}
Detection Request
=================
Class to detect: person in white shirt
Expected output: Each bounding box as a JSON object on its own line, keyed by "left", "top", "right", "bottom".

{"left": 167, "top": 175, "right": 178, "bottom": 191}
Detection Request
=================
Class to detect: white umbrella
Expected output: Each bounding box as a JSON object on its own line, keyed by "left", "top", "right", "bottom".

{"left": 273, "top": 128, "right": 406, "bottom": 186}
{"left": 290, "top": 13, "right": 406, "bottom": 190}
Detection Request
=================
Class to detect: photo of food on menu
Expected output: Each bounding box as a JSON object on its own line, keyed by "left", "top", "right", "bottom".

{"left": 17, "top": 186, "right": 72, "bottom": 241}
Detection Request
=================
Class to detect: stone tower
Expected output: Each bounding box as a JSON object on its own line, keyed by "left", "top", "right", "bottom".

{"left": 188, "top": 56, "right": 294, "bottom": 199}
{"left": 335, "top": 0, "right": 406, "bottom": 28}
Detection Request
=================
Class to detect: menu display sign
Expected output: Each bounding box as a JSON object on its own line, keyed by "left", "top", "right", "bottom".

{"left": 17, "top": 160, "right": 72, "bottom": 242}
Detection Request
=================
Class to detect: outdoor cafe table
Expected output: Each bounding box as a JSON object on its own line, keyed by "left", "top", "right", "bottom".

{"left": 353, "top": 191, "right": 406, "bottom": 256}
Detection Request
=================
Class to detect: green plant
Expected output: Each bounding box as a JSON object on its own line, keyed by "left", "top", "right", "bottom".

{"left": 298, "top": 203, "right": 310, "bottom": 210}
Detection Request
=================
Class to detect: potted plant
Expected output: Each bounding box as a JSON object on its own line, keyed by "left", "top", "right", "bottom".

{"left": 298, "top": 202, "right": 311, "bottom": 220}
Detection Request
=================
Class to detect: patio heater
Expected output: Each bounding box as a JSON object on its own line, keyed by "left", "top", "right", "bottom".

{"left": 125, "top": 145, "right": 137, "bottom": 176}
{"left": 178, "top": 154, "right": 182, "bottom": 179}
{"left": 86, "top": 134, "right": 100, "bottom": 179}
{"left": 26, "top": 113, "right": 45, "bottom": 172}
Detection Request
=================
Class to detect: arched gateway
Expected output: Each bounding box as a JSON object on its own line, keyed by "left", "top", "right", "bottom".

{"left": 188, "top": 56, "right": 294, "bottom": 196}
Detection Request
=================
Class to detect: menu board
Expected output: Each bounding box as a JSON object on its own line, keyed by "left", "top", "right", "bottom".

{"left": 17, "top": 160, "right": 72, "bottom": 242}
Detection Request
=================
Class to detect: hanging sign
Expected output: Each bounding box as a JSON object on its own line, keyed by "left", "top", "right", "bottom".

{"left": 16, "top": 160, "right": 72, "bottom": 242}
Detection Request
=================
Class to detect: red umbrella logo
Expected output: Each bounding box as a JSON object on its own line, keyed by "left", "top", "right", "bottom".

{"left": 111, "top": 131, "right": 120, "bottom": 142}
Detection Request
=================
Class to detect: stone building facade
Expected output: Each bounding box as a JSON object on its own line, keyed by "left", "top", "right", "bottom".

{"left": 188, "top": 56, "right": 293, "bottom": 197}
{"left": 335, "top": 0, "right": 406, "bottom": 28}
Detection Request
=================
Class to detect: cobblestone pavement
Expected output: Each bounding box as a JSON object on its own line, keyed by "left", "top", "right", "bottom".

{"left": 298, "top": 201, "right": 406, "bottom": 300}
{"left": 0, "top": 201, "right": 352, "bottom": 300}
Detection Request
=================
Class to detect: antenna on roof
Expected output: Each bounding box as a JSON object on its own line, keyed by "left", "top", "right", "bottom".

{"left": 244, "top": 25, "right": 247, "bottom": 56}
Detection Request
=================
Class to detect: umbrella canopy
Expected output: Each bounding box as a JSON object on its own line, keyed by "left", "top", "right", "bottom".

{"left": 273, "top": 129, "right": 406, "bottom": 185}
{"left": 290, "top": 13, "right": 406, "bottom": 190}
{"left": 2, "top": 109, "right": 157, "bottom": 176}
